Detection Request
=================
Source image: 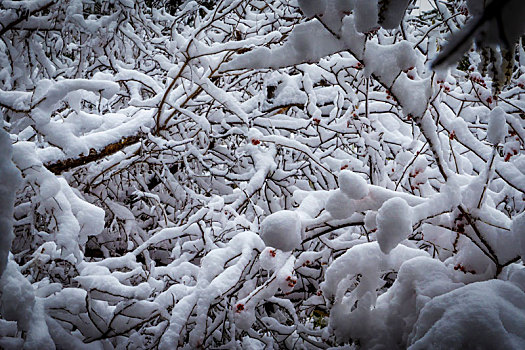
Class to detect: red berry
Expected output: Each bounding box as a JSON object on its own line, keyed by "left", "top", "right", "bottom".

{"left": 251, "top": 139, "right": 260, "bottom": 145}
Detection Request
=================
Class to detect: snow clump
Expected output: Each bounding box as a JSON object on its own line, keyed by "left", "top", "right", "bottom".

{"left": 376, "top": 197, "right": 412, "bottom": 254}
{"left": 339, "top": 170, "right": 369, "bottom": 200}
{"left": 326, "top": 189, "right": 356, "bottom": 220}
{"left": 487, "top": 107, "right": 508, "bottom": 145}
{"left": 260, "top": 210, "right": 302, "bottom": 251}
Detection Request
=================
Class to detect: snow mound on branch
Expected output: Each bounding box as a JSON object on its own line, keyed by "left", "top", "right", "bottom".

{"left": 339, "top": 170, "right": 368, "bottom": 199}
{"left": 221, "top": 16, "right": 365, "bottom": 71}
{"left": 392, "top": 75, "right": 431, "bottom": 117}
{"left": 323, "top": 242, "right": 428, "bottom": 302}
{"left": 260, "top": 210, "right": 302, "bottom": 251}
{"left": 258, "top": 247, "right": 290, "bottom": 271}
{"left": 326, "top": 189, "right": 355, "bottom": 220}
{"left": 364, "top": 41, "right": 417, "bottom": 86}
{"left": 487, "top": 107, "right": 508, "bottom": 145}
{"left": 376, "top": 197, "right": 412, "bottom": 254}
{"left": 408, "top": 280, "right": 525, "bottom": 349}
{"left": 58, "top": 179, "right": 105, "bottom": 245}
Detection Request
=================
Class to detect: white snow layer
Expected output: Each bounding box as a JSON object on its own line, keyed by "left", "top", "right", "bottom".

{"left": 221, "top": 16, "right": 366, "bottom": 71}
{"left": 364, "top": 41, "right": 417, "bottom": 86}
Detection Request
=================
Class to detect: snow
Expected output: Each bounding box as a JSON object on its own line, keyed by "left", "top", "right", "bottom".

{"left": 0, "top": 90, "right": 31, "bottom": 111}
{"left": 23, "top": 299, "right": 55, "bottom": 349}
{"left": 2, "top": 1, "right": 525, "bottom": 348}
{"left": 364, "top": 41, "right": 418, "bottom": 86}
{"left": 363, "top": 257, "right": 463, "bottom": 348}
{"left": 32, "top": 78, "right": 119, "bottom": 125}
{"left": 326, "top": 189, "right": 356, "bottom": 220}
{"left": 260, "top": 210, "right": 302, "bottom": 251}
{"left": 487, "top": 107, "right": 508, "bottom": 145}
{"left": 408, "top": 280, "right": 525, "bottom": 349}
{"left": 392, "top": 75, "right": 432, "bottom": 117}
{"left": 297, "top": 0, "right": 410, "bottom": 33}
{"left": 222, "top": 16, "right": 366, "bottom": 71}
{"left": 338, "top": 170, "right": 368, "bottom": 200}
{"left": 58, "top": 179, "right": 105, "bottom": 245}
{"left": 376, "top": 197, "right": 413, "bottom": 254}
{"left": 322, "top": 242, "right": 429, "bottom": 342}
{"left": 259, "top": 247, "right": 290, "bottom": 272}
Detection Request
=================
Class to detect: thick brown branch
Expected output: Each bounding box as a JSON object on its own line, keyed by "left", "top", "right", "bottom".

{"left": 45, "top": 134, "right": 143, "bottom": 174}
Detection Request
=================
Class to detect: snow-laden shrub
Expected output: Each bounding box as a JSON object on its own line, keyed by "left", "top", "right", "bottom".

{"left": 1, "top": 0, "right": 525, "bottom": 348}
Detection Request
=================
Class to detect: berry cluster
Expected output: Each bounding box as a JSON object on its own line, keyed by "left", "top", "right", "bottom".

{"left": 285, "top": 275, "right": 297, "bottom": 288}
{"left": 454, "top": 263, "right": 476, "bottom": 274}
{"left": 236, "top": 303, "right": 245, "bottom": 313}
